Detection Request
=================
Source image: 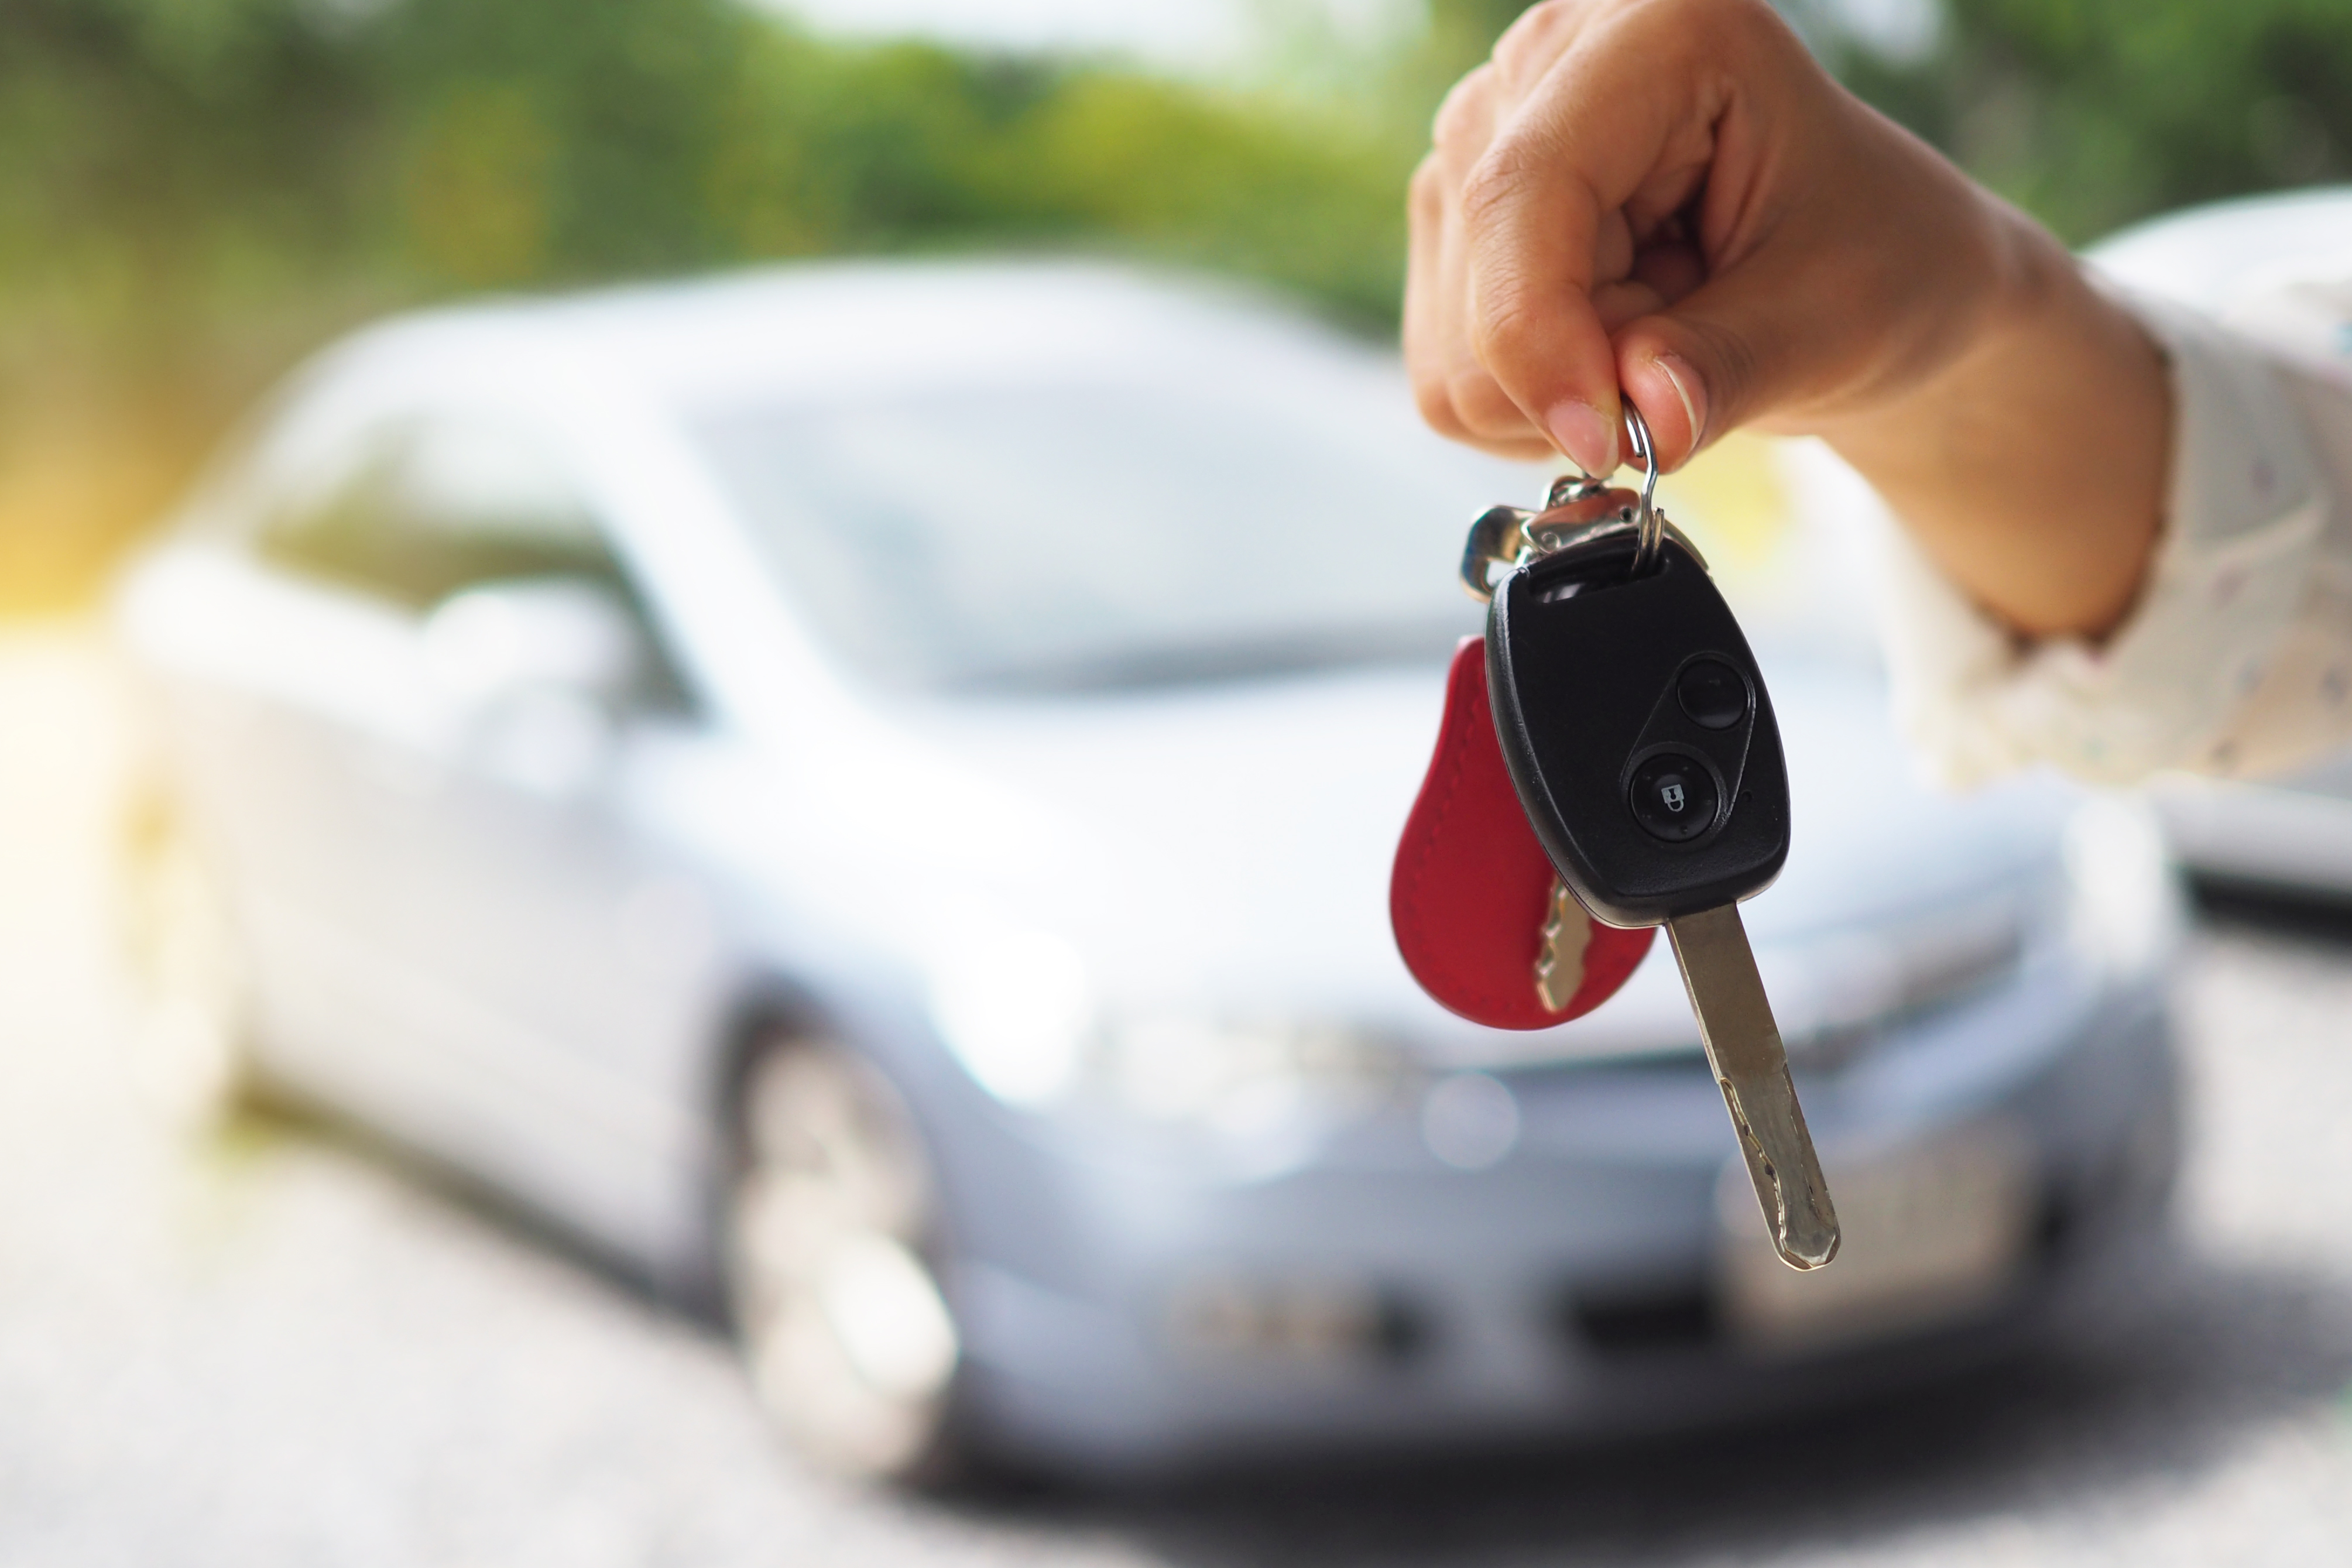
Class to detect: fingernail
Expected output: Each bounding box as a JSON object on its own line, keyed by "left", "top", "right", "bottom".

{"left": 1545, "top": 400, "right": 1619, "bottom": 475}
{"left": 1652, "top": 353, "right": 1708, "bottom": 458}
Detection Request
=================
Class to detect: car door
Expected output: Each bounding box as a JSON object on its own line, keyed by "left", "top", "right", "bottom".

{"left": 225, "top": 411, "right": 722, "bottom": 1260}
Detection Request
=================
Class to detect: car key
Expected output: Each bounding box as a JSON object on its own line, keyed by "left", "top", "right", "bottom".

{"left": 1466, "top": 410, "right": 1839, "bottom": 1271}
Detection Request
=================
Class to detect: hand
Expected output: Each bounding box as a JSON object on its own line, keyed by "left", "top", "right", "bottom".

{"left": 1407, "top": 0, "right": 2014, "bottom": 471}
{"left": 1407, "top": 0, "right": 2169, "bottom": 639}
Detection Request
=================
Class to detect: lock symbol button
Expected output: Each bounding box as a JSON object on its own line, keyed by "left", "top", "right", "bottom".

{"left": 1628, "top": 752, "right": 1719, "bottom": 843}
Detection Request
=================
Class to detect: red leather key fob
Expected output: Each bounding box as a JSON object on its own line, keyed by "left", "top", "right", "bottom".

{"left": 1391, "top": 638, "right": 1653, "bottom": 1029}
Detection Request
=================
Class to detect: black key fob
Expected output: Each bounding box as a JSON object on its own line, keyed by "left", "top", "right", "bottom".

{"left": 1487, "top": 524, "right": 1789, "bottom": 928}
{"left": 1460, "top": 440, "right": 1835, "bottom": 1271}
{"left": 1468, "top": 440, "right": 1835, "bottom": 1260}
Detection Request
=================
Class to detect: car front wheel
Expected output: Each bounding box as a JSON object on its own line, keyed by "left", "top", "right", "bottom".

{"left": 116, "top": 791, "right": 252, "bottom": 1129}
{"left": 725, "top": 1035, "right": 963, "bottom": 1481}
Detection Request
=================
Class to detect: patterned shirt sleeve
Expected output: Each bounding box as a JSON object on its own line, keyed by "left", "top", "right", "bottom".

{"left": 1871, "top": 283, "right": 2346, "bottom": 788}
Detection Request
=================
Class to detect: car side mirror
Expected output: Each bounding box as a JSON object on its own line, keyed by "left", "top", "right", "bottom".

{"left": 421, "top": 577, "right": 647, "bottom": 711}
{"left": 421, "top": 578, "right": 649, "bottom": 796}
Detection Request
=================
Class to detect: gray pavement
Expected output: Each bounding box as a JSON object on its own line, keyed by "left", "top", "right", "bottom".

{"left": 3, "top": 628, "right": 2350, "bottom": 1566}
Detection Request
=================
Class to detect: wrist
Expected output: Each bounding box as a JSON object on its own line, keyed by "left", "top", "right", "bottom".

{"left": 1814, "top": 214, "right": 2171, "bottom": 641}
{"left": 1808, "top": 176, "right": 2054, "bottom": 437}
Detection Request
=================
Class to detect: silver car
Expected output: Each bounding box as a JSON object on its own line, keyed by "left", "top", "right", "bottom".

{"left": 112, "top": 260, "right": 2183, "bottom": 1482}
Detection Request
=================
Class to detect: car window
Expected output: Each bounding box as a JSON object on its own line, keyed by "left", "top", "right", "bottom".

{"left": 258, "top": 418, "right": 697, "bottom": 713}
{"left": 259, "top": 420, "right": 618, "bottom": 607}
{"left": 691, "top": 378, "right": 1516, "bottom": 692}
{"left": 690, "top": 373, "right": 1876, "bottom": 695}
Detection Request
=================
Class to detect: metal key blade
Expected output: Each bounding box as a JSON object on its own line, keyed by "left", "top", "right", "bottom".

{"left": 1665, "top": 904, "right": 1840, "bottom": 1270}
{"left": 1533, "top": 880, "right": 1590, "bottom": 1014}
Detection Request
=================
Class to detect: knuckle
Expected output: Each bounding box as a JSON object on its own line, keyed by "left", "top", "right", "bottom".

{"left": 1456, "top": 137, "right": 1547, "bottom": 236}
{"left": 1650, "top": 0, "right": 1781, "bottom": 54}
{"left": 1408, "top": 155, "right": 1446, "bottom": 220}
{"left": 1431, "top": 66, "right": 1494, "bottom": 153}
{"left": 1468, "top": 293, "right": 1537, "bottom": 370}
{"left": 1449, "top": 369, "right": 1533, "bottom": 439}
{"left": 1493, "top": 0, "right": 1578, "bottom": 70}
{"left": 1411, "top": 372, "right": 1470, "bottom": 439}
{"left": 1492, "top": 0, "right": 1644, "bottom": 84}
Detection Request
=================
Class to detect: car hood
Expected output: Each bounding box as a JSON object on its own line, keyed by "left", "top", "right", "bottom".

{"left": 872, "top": 653, "right": 2076, "bottom": 1062}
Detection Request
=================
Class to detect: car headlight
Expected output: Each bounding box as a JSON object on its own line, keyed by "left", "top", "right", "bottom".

{"left": 2064, "top": 796, "right": 2185, "bottom": 980}
{"left": 924, "top": 921, "right": 1402, "bottom": 1130}
{"left": 1087, "top": 1014, "right": 1404, "bottom": 1134}
{"left": 925, "top": 924, "right": 1093, "bottom": 1107}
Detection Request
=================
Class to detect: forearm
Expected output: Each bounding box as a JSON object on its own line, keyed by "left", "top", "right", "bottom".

{"left": 1811, "top": 210, "right": 2172, "bottom": 643}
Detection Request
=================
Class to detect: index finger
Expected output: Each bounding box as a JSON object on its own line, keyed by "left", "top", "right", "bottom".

{"left": 1459, "top": 12, "right": 1708, "bottom": 474}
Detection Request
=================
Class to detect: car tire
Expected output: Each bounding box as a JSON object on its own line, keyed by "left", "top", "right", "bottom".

{"left": 724, "top": 1034, "right": 965, "bottom": 1483}
{"left": 117, "top": 791, "right": 253, "bottom": 1129}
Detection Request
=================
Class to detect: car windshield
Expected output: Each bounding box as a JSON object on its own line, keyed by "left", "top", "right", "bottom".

{"left": 690, "top": 378, "right": 1532, "bottom": 691}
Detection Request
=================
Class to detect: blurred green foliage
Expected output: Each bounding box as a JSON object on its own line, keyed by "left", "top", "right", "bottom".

{"left": 1839, "top": 0, "right": 2352, "bottom": 243}
{"left": 0, "top": 0, "right": 1420, "bottom": 348}
{"left": 4, "top": 0, "right": 2352, "bottom": 606}
{"left": 0, "top": 0, "right": 1421, "bottom": 604}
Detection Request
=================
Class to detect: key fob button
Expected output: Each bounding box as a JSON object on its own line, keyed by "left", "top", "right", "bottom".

{"left": 1676, "top": 658, "right": 1749, "bottom": 730}
{"left": 1628, "top": 752, "right": 1718, "bottom": 842}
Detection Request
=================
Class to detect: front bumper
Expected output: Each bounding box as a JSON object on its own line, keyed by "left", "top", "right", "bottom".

{"left": 944, "top": 963, "right": 2179, "bottom": 1477}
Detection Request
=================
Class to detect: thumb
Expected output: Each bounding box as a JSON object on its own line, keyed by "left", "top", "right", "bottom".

{"left": 1615, "top": 261, "right": 1812, "bottom": 470}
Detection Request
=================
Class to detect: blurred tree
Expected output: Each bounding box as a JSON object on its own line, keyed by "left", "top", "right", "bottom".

{"left": 0, "top": 0, "right": 384, "bottom": 606}
{"left": 378, "top": 0, "right": 752, "bottom": 281}
{"left": 1828, "top": 0, "right": 2352, "bottom": 242}
{"left": 0, "top": 0, "right": 376, "bottom": 337}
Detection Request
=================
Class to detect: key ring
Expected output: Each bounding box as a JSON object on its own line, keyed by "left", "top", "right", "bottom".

{"left": 1543, "top": 402, "right": 1661, "bottom": 566}
{"left": 1620, "top": 403, "right": 1664, "bottom": 575}
{"left": 1458, "top": 399, "right": 1671, "bottom": 600}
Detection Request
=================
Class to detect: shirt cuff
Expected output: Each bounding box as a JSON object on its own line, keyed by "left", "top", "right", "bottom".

{"left": 1874, "top": 284, "right": 2328, "bottom": 788}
